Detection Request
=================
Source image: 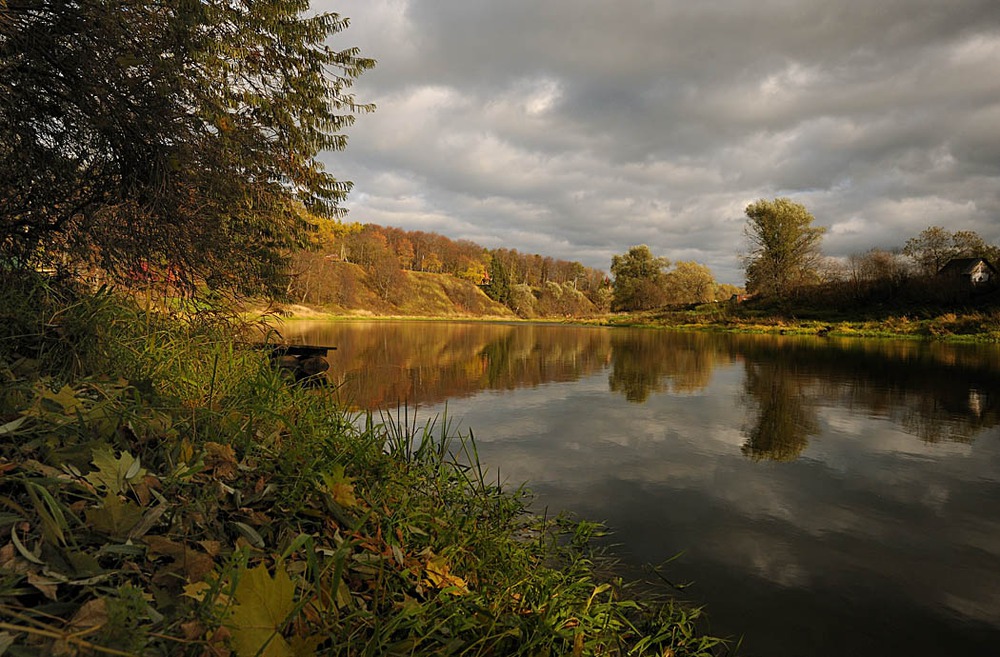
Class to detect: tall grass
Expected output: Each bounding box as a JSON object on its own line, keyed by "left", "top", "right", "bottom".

{"left": 0, "top": 271, "right": 730, "bottom": 656}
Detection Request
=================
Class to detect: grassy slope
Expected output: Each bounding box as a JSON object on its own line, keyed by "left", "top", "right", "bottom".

{"left": 0, "top": 274, "right": 727, "bottom": 656}
{"left": 293, "top": 264, "right": 514, "bottom": 318}
{"left": 394, "top": 271, "right": 514, "bottom": 317}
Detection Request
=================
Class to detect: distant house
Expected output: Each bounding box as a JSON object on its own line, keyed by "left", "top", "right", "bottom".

{"left": 937, "top": 257, "right": 998, "bottom": 286}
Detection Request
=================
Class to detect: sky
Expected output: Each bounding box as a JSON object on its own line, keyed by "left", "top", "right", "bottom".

{"left": 319, "top": 0, "right": 1000, "bottom": 285}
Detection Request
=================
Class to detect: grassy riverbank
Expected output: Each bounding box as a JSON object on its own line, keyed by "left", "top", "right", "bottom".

{"left": 268, "top": 293, "right": 1000, "bottom": 343}
{"left": 278, "top": 305, "right": 1000, "bottom": 342}
{"left": 601, "top": 302, "right": 1000, "bottom": 342}
{"left": 0, "top": 274, "right": 728, "bottom": 656}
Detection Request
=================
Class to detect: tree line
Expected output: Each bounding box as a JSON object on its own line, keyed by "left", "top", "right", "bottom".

{"left": 289, "top": 221, "right": 613, "bottom": 317}
{"left": 606, "top": 198, "right": 999, "bottom": 314}
{"left": 737, "top": 198, "right": 1000, "bottom": 308}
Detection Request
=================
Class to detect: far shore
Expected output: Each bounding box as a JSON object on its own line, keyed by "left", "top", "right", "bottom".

{"left": 256, "top": 303, "right": 1000, "bottom": 343}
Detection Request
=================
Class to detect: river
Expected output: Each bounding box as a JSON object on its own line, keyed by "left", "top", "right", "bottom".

{"left": 279, "top": 320, "right": 1000, "bottom": 657}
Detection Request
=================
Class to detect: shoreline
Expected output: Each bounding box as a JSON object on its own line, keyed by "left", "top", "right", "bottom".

{"left": 262, "top": 303, "right": 1000, "bottom": 343}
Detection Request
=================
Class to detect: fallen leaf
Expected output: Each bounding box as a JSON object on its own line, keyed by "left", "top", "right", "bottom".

{"left": 181, "top": 620, "right": 205, "bottom": 640}
{"left": 321, "top": 465, "right": 357, "bottom": 509}
{"left": 53, "top": 598, "right": 108, "bottom": 656}
{"left": 204, "top": 442, "right": 238, "bottom": 480}
{"left": 227, "top": 564, "right": 297, "bottom": 657}
{"left": 423, "top": 555, "right": 469, "bottom": 595}
{"left": 183, "top": 580, "right": 213, "bottom": 602}
{"left": 85, "top": 494, "right": 143, "bottom": 539}
{"left": 27, "top": 572, "right": 59, "bottom": 601}
{"left": 85, "top": 448, "right": 147, "bottom": 494}
{"left": 199, "top": 539, "right": 223, "bottom": 557}
{"left": 33, "top": 384, "right": 83, "bottom": 417}
{"left": 145, "top": 535, "right": 215, "bottom": 584}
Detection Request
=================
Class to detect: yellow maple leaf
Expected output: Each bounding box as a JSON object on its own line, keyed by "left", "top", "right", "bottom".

{"left": 227, "top": 564, "right": 297, "bottom": 657}
{"left": 85, "top": 493, "right": 143, "bottom": 539}
{"left": 423, "top": 556, "right": 469, "bottom": 595}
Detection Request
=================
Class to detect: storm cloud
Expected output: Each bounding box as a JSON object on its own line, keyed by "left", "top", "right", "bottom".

{"left": 321, "top": 0, "right": 1000, "bottom": 284}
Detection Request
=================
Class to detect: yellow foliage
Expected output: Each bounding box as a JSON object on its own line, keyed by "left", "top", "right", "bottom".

{"left": 423, "top": 555, "right": 469, "bottom": 595}
{"left": 227, "top": 564, "right": 299, "bottom": 657}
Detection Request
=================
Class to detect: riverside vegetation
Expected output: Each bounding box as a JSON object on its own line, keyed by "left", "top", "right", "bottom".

{"left": 0, "top": 272, "right": 730, "bottom": 656}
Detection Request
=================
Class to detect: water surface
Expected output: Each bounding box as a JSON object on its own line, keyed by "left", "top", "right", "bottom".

{"left": 282, "top": 320, "right": 1000, "bottom": 657}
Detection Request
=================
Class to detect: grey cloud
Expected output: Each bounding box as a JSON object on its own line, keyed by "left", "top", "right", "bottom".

{"left": 327, "top": 0, "right": 1000, "bottom": 283}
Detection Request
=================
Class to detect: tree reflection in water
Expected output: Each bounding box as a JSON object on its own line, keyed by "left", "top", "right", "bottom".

{"left": 740, "top": 359, "right": 818, "bottom": 461}
{"left": 608, "top": 330, "right": 716, "bottom": 403}
{"left": 278, "top": 321, "right": 1000, "bottom": 458}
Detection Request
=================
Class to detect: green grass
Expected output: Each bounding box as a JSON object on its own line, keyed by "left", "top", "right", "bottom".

{"left": 602, "top": 302, "right": 1000, "bottom": 342}
{"left": 0, "top": 272, "right": 730, "bottom": 656}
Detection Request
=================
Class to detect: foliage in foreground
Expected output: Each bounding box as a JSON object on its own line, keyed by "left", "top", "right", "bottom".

{"left": 0, "top": 274, "right": 728, "bottom": 656}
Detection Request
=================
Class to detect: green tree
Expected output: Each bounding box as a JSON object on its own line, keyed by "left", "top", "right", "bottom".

{"left": 0, "top": 0, "right": 374, "bottom": 295}
{"left": 610, "top": 245, "right": 670, "bottom": 311}
{"left": 483, "top": 253, "right": 512, "bottom": 305}
{"left": 742, "top": 198, "right": 826, "bottom": 297}
{"left": 663, "top": 261, "right": 717, "bottom": 305}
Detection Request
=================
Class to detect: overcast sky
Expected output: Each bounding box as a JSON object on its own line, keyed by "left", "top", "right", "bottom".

{"left": 319, "top": 0, "right": 1000, "bottom": 284}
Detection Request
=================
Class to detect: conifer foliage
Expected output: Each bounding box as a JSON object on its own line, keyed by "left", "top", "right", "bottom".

{"left": 0, "top": 0, "right": 374, "bottom": 295}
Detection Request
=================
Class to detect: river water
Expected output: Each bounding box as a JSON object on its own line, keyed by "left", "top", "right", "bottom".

{"left": 280, "top": 320, "right": 1000, "bottom": 657}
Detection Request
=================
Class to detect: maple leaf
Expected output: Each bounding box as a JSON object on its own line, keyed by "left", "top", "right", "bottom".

{"left": 27, "top": 384, "right": 83, "bottom": 418}
{"left": 321, "top": 465, "right": 358, "bottom": 509}
{"left": 85, "top": 448, "right": 147, "bottom": 494}
{"left": 144, "top": 536, "right": 215, "bottom": 584}
{"left": 227, "top": 564, "right": 298, "bottom": 657}
{"left": 85, "top": 493, "right": 144, "bottom": 539}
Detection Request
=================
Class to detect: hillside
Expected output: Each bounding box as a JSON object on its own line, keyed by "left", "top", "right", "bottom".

{"left": 288, "top": 261, "right": 515, "bottom": 317}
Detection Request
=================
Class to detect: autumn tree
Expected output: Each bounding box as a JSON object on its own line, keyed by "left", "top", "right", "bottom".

{"left": 952, "top": 230, "right": 1000, "bottom": 263}
{"left": 845, "top": 248, "right": 910, "bottom": 299}
{"left": 611, "top": 245, "right": 670, "bottom": 311}
{"left": 904, "top": 226, "right": 1000, "bottom": 275}
{"left": 743, "top": 198, "right": 826, "bottom": 298}
{"left": 903, "top": 226, "right": 955, "bottom": 276}
{"left": 0, "top": 0, "right": 373, "bottom": 295}
{"left": 663, "top": 261, "right": 717, "bottom": 305}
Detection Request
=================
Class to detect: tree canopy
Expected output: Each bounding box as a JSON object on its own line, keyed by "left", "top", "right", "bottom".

{"left": 663, "top": 261, "right": 716, "bottom": 305}
{"left": 610, "top": 245, "right": 670, "bottom": 311}
{"left": 743, "top": 198, "right": 826, "bottom": 298}
{"left": 0, "top": 0, "right": 374, "bottom": 295}
{"left": 903, "top": 226, "right": 1000, "bottom": 276}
